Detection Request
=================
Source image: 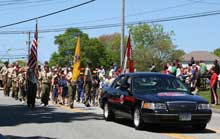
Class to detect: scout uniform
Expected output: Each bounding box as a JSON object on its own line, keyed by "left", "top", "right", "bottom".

{"left": 83, "top": 64, "right": 93, "bottom": 107}
{"left": 18, "top": 70, "right": 26, "bottom": 102}
{"left": 66, "top": 70, "right": 76, "bottom": 108}
{"left": 40, "top": 66, "right": 52, "bottom": 106}
{"left": 1, "top": 64, "right": 8, "bottom": 96}
{"left": 6, "top": 66, "right": 13, "bottom": 96}
{"left": 11, "top": 69, "right": 19, "bottom": 99}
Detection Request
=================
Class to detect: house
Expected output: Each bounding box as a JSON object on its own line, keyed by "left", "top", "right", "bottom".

{"left": 181, "top": 51, "right": 220, "bottom": 70}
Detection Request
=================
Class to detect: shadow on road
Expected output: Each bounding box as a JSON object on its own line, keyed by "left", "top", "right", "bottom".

{"left": 0, "top": 134, "right": 55, "bottom": 139}
{"left": 0, "top": 104, "right": 103, "bottom": 127}
{"left": 113, "top": 118, "right": 216, "bottom": 134}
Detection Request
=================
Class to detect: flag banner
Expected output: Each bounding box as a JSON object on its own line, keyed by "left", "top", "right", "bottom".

{"left": 122, "top": 34, "right": 134, "bottom": 73}
{"left": 72, "top": 36, "right": 81, "bottom": 81}
{"left": 28, "top": 20, "right": 38, "bottom": 71}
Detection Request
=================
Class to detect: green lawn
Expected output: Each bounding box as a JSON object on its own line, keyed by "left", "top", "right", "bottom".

{"left": 198, "top": 89, "right": 220, "bottom": 109}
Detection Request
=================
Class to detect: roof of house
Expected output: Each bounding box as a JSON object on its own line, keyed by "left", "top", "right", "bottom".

{"left": 182, "top": 51, "right": 220, "bottom": 62}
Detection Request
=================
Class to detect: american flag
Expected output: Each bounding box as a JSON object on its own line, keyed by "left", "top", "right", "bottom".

{"left": 28, "top": 20, "right": 38, "bottom": 71}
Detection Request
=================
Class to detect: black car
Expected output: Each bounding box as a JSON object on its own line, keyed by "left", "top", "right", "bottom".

{"left": 99, "top": 72, "right": 212, "bottom": 130}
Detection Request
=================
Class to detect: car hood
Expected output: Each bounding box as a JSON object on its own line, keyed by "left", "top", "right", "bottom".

{"left": 133, "top": 92, "right": 208, "bottom": 103}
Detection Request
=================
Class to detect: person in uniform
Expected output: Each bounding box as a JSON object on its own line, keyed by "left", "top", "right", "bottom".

{"left": 6, "top": 64, "right": 13, "bottom": 96}
{"left": 26, "top": 68, "right": 38, "bottom": 108}
{"left": 40, "top": 64, "right": 52, "bottom": 106}
{"left": 18, "top": 67, "right": 27, "bottom": 103}
{"left": 66, "top": 67, "right": 76, "bottom": 108}
{"left": 83, "top": 62, "right": 93, "bottom": 107}
{"left": 0, "top": 61, "right": 9, "bottom": 96}
{"left": 11, "top": 68, "right": 19, "bottom": 100}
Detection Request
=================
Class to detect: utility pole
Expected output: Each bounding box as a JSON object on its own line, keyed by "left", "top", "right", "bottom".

{"left": 120, "top": 0, "right": 125, "bottom": 68}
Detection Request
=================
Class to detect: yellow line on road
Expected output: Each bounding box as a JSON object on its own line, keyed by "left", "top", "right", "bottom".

{"left": 163, "top": 133, "right": 197, "bottom": 139}
{"left": 49, "top": 101, "right": 84, "bottom": 112}
{"left": 58, "top": 104, "right": 83, "bottom": 113}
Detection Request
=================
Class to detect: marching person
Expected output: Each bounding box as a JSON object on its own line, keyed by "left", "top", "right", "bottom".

{"left": 0, "top": 61, "right": 8, "bottom": 96}
{"left": 11, "top": 68, "right": 19, "bottom": 100}
{"left": 51, "top": 69, "right": 59, "bottom": 104}
{"left": 6, "top": 64, "right": 14, "bottom": 96}
{"left": 59, "top": 73, "right": 68, "bottom": 105}
{"left": 26, "top": 68, "right": 38, "bottom": 108}
{"left": 66, "top": 67, "right": 76, "bottom": 109}
{"left": 18, "top": 67, "right": 27, "bottom": 103}
{"left": 83, "top": 62, "right": 93, "bottom": 107}
{"left": 40, "top": 63, "right": 52, "bottom": 106}
{"left": 76, "top": 73, "right": 84, "bottom": 103}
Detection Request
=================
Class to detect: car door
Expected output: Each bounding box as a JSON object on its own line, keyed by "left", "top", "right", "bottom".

{"left": 107, "top": 75, "right": 126, "bottom": 112}
{"left": 118, "top": 76, "right": 135, "bottom": 119}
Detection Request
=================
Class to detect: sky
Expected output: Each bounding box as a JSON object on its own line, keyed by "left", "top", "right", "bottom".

{"left": 0, "top": 0, "right": 220, "bottom": 63}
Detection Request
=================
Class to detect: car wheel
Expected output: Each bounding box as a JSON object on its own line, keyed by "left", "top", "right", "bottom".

{"left": 133, "top": 107, "right": 144, "bottom": 130}
{"left": 192, "top": 123, "right": 207, "bottom": 130}
{"left": 103, "top": 102, "right": 114, "bottom": 121}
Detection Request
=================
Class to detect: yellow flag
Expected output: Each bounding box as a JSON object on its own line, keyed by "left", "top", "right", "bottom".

{"left": 72, "top": 36, "right": 80, "bottom": 81}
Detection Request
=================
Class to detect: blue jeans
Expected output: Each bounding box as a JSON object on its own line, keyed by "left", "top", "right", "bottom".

{"left": 77, "top": 88, "right": 84, "bottom": 101}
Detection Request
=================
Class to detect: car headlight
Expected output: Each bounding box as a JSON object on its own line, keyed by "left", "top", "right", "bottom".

{"left": 142, "top": 102, "right": 167, "bottom": 110}
{"left": 198, "top": 104, "right": 210, "bottom": 110}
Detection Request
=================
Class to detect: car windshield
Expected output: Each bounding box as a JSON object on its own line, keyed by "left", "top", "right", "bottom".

{"left": 133, "top": 75, "right": 188, "bottom": 94}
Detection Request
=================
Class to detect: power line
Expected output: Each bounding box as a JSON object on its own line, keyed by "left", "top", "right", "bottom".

{"left": 0, "top": 0, "right": 202, "bottom": 30}
{"left": 0, "top": 0, "right": 95, "bottom": 29}
{"left": 1, "top": 9, "right": 220, "bottom": 34}
{"left": 21, "top": 0, "right": 204, "bottom": 29}
{"left": 187, "top": 0, "right": 220, "bottom": 5}
{"left": 0, "top": 0, "right": 69, "bottom": 14}
{"left": 0, "top": 0, "right": 64, "bottom": 7}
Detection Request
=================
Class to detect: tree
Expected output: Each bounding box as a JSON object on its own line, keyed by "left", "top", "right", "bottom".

{"left": 128, "top": 23, "right": 183, "bottom": 71}
{"left": 170, "top": 49, "right": 185, "bottom": 62}
{"left": 98, "top": 33, "right": 121, "bottom": 68}
{"left": 214, "top": 48, "right": 220, "bottom": 57}
{"left": 50, "top": 28, "right": 107, "bottom": 68}
{"left": 15, "top": 60, "right": 27, "bottom": 67}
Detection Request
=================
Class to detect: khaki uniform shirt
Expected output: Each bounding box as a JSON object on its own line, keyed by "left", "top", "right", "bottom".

{"left": 7, "top": 68, "right": 14, "bottom": 79}
{"left": 40, "top": 70, "right": 52, "bottom": 84}
{"left": 12, "top": 71, "right": 18, "bottom": 87}
{"left": 18, "top": 73, "right": 26, "bottom": 86}
{"left": 1, "top": 66, "right": 8, "bottom": 80}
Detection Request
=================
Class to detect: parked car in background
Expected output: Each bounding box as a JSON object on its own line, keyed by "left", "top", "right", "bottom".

{"left": 99, "top": 72, "right": 212, "bottom": 130}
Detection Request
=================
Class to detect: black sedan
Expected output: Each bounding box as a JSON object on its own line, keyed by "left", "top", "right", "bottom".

{"left": 99, "top": 72, "right": 212, "bottom": 130}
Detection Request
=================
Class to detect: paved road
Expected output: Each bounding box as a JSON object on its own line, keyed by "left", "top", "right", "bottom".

{"left": 0, "top": 91, "right": 220, "bottom": 139}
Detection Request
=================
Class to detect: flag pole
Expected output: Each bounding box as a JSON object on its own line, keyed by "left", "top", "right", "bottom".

{"left": 35, "top": 18, "right": 38, "bottom": 42}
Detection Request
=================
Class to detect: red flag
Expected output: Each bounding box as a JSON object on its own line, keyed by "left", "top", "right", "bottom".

{"left": 123, "top": 34, "right": 134, "bottom": 73}
{"left": 28, "top": 20, "right": 38, "bottom": 71}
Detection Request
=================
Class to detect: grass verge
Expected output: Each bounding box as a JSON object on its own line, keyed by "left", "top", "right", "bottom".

{"left": 198, "top": 89, "right": 220, "bottom": 109}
